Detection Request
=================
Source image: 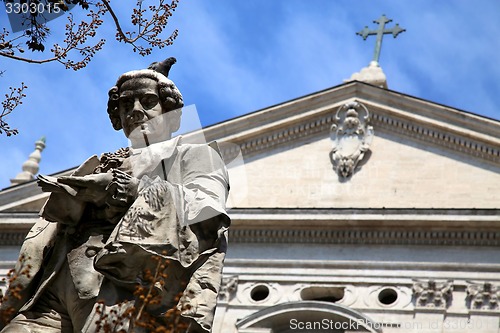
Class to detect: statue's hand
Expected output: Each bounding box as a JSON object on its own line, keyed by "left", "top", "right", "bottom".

{"left": 106, "top": 169, "right": 140, "bottom": 207}
{"left": 38, "top": 179, "right": 66, "bottom": 193}
{"left": 58, "top": 173, "right": 114, "bottom": 205}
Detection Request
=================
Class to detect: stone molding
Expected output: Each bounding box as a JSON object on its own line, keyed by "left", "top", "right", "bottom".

{"left": 218, "top": 275, "right": 500, "bottom": 320}
{"left": 2, "top": 225, "right": 499, "bottom": 247}
{"left": 1, "top": 209, "right": 500, "bottom": 246}
{"left": 218, "top": 108, "right": 334, "bottom": 162}
{"left": 370, "top": 108, "right": 499, "bottom": 164}
{"left": 229, "top": 228, "right": 500, "bottom": 246}
{"left": 227, "top": 208, "right": 500, "bottom": 246}
{"left": 0, "top": 213, "right": 38, "bottom": 245}
{"left": 215, "top": 97, "right": 499, "bottom": 164}
{"left": 193, "top": 82, "right": 500, "bottom": 165}
{"left": 235, "top": 301, "right": 382, "bottom": 333}
{"left": 0, "top": 231, "right": 28, "bottom": 246}
{"left": 200, "top": 82, "right": 498, "bottom": 146}
{"left": 0, "top": 168, "right": 72, "bottom": 212}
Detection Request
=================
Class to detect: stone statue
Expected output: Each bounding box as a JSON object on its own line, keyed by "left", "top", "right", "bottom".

{"left": 0, "top": 58, "right": 230, "bottom": 333}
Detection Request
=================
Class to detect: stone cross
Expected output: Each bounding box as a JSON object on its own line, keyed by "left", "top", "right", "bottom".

{"left": 357, "top": 14, "right": 405, "bottom": 63}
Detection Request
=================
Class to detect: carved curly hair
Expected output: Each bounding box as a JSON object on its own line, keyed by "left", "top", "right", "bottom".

{"left": 107, "top": 69, "right": 184, "bottom": 131}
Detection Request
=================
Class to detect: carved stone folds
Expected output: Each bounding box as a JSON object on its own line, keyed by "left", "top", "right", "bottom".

{"left": 466, "top": 282, "right": 500, "bottom": 310}
{"left": 412, "top": 280, "right": 453, "bottom": 309}
{"left": 330, "top": 101, "right": 373, "bottom": 179}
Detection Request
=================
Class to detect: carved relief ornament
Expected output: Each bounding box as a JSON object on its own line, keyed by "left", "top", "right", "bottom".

{"left": 466, "top": 282, "right": 500, "bottom": 310}
{"left": 329, "top": 101, "right": 373, "bottom": 179}
{"left": 219, "top": 275, "right": 239, "bottom": 302}
{"left": 412, "top": 279, "right": 453, "bottom": 309}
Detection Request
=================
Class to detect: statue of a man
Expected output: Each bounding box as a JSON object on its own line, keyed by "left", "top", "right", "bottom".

{"left": 0, "top": 59, "right": 230, "bottom": 333}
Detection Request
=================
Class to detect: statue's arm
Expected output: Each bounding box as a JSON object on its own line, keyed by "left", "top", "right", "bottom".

{"left": 39, "top": 155, "right": 100, "bottom": 225}
{"left": 176, "top": 143, "right": 230, "bottom": 228}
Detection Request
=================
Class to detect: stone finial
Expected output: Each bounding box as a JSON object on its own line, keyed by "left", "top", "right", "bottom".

{"left": 10, "top": 136, "right": 46, "bottom": 185}
{"left": 345, "top": 61, "right": 388, "bottom": 88}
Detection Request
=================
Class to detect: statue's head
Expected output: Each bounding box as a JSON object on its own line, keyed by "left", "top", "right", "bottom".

{"left": 107, "top": 67, "right": 184, "bottom": 144}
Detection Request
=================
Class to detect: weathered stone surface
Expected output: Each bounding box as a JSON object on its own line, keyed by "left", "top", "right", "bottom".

{"left": 2, "top": 79, "right": 500, "bottom": 333}
{"left": 0, "top": 60, "right": 230, "bottom": 333}
{"left": 330, "top": 101, "right": 374, "bottom": 179}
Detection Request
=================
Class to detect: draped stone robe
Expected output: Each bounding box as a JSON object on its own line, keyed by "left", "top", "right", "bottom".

{"left": 0, "top": 136, "right": 230, "bottom": 332}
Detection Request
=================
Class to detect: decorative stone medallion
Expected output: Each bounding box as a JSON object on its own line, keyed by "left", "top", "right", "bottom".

{"left": 329, "top": 101, "right": 374, "bottom": 179}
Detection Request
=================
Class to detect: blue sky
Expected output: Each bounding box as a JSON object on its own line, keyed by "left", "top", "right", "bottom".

{"left": 0, "top": 0, "right": 499, "bottom": 189}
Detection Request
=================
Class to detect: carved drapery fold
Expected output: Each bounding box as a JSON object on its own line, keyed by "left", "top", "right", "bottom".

{"left": 329, "top": 101, "right": 373, "bottom": 179}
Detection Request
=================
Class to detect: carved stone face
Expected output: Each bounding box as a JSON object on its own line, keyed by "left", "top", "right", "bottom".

{"left": 118, "top": 77, "right": 172, "bottom": 145}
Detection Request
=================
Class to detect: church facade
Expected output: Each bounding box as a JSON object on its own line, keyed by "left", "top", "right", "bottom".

{"left": 1, "top": 74, "right": 499, "bottom": 332}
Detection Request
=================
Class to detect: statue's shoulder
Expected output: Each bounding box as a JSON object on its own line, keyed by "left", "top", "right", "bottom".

{"left": 177, "top": 138, "right": 223, "bottom": 159}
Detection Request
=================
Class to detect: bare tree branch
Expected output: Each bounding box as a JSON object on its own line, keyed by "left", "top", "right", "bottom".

{"left": 0, "top": 82, "right": 27, "bottom": 136}
{"left": 0, "top": 0, "right": 181, "bottom": 136}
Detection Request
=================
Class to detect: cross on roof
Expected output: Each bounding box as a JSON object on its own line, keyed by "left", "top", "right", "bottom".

{"left": 357, "top": 14, "right": 405, "bottom": 63}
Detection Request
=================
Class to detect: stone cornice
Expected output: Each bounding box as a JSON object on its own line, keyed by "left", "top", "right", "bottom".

{"left": 200, "top": 82, "right": 359, "bottom": 142}
{"left": 190, "top": 82, "right": 499, "bottom": 164}
{"left": 2, "top": 209, "right": 499, "bottom": 247}
{"left": 229, "top": 228, "right": 500, "bottom": 247}
{"left": 217, "top": 100, "right": 499, "bottom": 163}
{"left": 0, "top": 212, "right": 40, "bottom": 226}
{"left": 0, "top": 168, "right": 73, "bottom": 212}
{"left": 0, "top": 231, "right": 29, "bottom": 246}
{"left": 3, "top": 227, "right": 498, "bottom": 247}
{"left": 0, "top": 213, "right": 38, "bottom": 245}
{"left": 222, "top": 260, "right": 500, "bottom": 297}
{"left": 218, "top": 105, "right": 335, "bottom": 161}
{"left": 1, "top": 82, "right": 499, "bottom": 217}
{"left": 227, "top": 208, "right": 500, "bottom": 246}
{"left": 352, "top": 83, "right": 499, "bottom": 136}
{"left": 229, "top": 208, "right": 500, "bottom": 227}
{"left": 224, "top": 259, "right": 500, "bottom": 275}
{"left": 367, "top": 102, "right": 499, "bottom": 164}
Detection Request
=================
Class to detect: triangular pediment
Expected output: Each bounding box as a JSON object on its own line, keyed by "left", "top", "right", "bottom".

{"left": 1, "top": 81, "right": 499, "bottom": 213}
{"left": 1, "top": 81, "right": 499, "bottom": 333}
{"left": 196, "top": 81, "right": 499, "bottom": 210}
